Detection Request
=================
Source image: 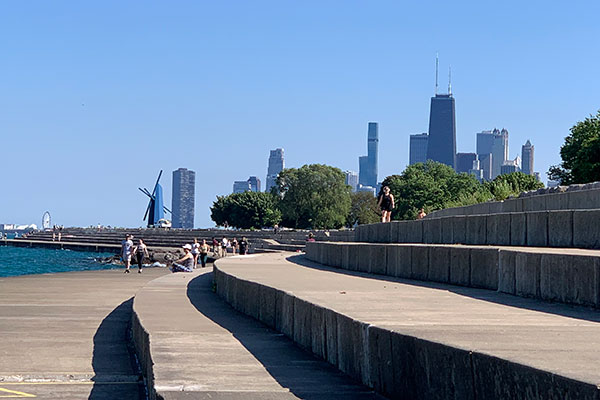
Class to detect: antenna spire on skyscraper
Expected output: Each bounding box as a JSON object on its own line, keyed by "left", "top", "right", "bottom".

{"left": 448, "top": 66, "right": 452, "bottom": 95}
{"left": 435, "top": 52, "right": 439, "bottom": 95}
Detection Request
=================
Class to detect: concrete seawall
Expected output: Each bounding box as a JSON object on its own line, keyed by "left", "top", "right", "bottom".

{"left": 355, "top": 209, "right": 600, "bottom": 249}
{"left": 213, "top": 253, "right": 600, "bottom": 400}
{"left": 305, "top": 242, "right": 600, "bottom": 308}
{"left": 427, "top": 185, "right": 600, "bottom": 219}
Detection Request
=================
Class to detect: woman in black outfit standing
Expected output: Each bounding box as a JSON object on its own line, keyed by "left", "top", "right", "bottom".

{"left": 377, "top": 186, "right": 395, "bottom": 223}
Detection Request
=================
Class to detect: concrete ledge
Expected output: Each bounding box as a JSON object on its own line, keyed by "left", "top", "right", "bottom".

{"left": 306, "top": 242, "right": 600, "bottom": 308}
{"left": 355, "top": 208, "right": 600, "bottom": 249}
{"left": 214, "top": 254, "right": 600, "bottom": 400}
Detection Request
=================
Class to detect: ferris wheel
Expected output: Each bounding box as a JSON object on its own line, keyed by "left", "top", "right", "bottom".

{"left": 42, "top": 211, "right": 51, "bottom": 230}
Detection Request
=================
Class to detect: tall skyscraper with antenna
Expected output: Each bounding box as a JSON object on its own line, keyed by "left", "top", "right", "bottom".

{"left": 426, "top": 55, "right": 456, "bottom": 169}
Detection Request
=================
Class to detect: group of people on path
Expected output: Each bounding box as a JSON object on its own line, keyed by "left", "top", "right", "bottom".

{"left": 211, "top": 236, "right": 249, "bottom": 258}
{"left": 120, "top": 234, "right": 250, "bottom": 274}
{"left": 377, "top": 186, "right": 426, "bottom": 223}
{"left": 120, "top": 234, "right": 149, "bottom": 274}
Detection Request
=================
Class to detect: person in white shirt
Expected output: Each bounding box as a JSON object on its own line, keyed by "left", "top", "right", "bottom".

{"left": 121, "top": 234, "right": 134, "bottom": 274}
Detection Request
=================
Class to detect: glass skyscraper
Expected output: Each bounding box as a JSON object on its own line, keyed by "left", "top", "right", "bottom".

{"left": 266, "top": 148, "right": 284, "bottom": 192}
{"left": 172, "top": 168, "right": 195, "bottom": 229}
{"left": 521, "top": 140, "right": 534, "bottom": 176}
{"left": 426, "top": 94, "right": 456, "bottom": 169}
{"left": 456, "top": 152, "right": 477, "bottom": 174}
{"left": 409, "top": 133, "right": 429, "bottom": 165}
{"left": 477, "top": 128, "right": 509, "bottom": 180}
{"left": 358, "top": 122, "right": 378, "bottom": 188}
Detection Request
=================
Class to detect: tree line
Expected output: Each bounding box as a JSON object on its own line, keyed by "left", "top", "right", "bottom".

{"left": 211, "top": 111, "right": 600, "bottom": 229}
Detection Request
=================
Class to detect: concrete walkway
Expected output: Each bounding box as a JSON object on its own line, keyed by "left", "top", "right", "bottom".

{"left": 214, "top": 252, "right": 600, "bottom": 399}
{"left": 0, "top": 267, "right": 169, "bottom": 399}
{"left": 133, "top": 267, "right": 383, "bottom": 399}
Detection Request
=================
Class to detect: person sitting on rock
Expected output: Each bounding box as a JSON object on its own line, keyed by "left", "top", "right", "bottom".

{"left": 171, "top": 244, "right": 194, "bottom": 273}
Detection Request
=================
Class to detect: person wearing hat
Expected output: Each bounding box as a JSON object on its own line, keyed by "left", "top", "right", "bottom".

{"left": 171, "top": 244, "right": 194, "bottom": 272}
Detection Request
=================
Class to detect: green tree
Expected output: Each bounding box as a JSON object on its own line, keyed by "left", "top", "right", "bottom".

{"left": 485, "top": 171, "right": 544, "bottom": 200}
{"left": 381, "top": 161, "right": 484, "bottom": 220}
{"left": 276, "top": 164, "right": 351, "bottom": 229}
{"left": 347, "top": 191, "right": 380, "bottom": 226}
{"left": 210, "top": 191, "right": 281, "bottom": 229}
{"left": 548, "top": 110, "right": 600, "bottom": 184}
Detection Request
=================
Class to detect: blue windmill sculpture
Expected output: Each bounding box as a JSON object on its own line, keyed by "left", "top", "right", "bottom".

{"left": 139, "top": 170, "right": 172, "bottom": 228}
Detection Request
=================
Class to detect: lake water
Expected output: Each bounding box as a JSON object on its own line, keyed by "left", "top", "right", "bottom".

{"left": 0, "top": 246, "right": 118, "bottom": 277}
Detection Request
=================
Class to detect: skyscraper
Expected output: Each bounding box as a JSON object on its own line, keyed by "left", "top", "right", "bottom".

{"left": 521, "top": 140, "right": 534, "bottom": 176}
{"left": 233, "top": 176, "right": 261, "bottom": 194}
{"left": 358, "top": 122, "right": 378, "bottom": 188}
{"left": 426, "top": 58, "right": 456, "bottom": 168}
{"left": 456, "top": 152, "right": 477, "bottom": 174}
{"left": 172, "top": 168, "right": 195, "bottom": 229}
{"left": 409, "top": 133, "right": 429, "bottom": 165}
{"left": 248, "top": 176, "right": 261, "bottom": 192}
{"left": 476, "top": 128, "right": 509, "bottom": 179}
{"left": 344, "top": 171, "right": 359, "bottom": 192}
{"left": 233, "top": 181, "right": 251, "bottom": 193}
{"left": 266, "top": 148, "right": 284, "bottom": 192}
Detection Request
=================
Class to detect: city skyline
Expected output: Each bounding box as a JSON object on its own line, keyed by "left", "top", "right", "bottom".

{"left": 1, "top": 1, "right": 598, "bottom": 228}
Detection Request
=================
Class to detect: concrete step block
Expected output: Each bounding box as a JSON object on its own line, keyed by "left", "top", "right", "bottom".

{"left": 470, "top": 248, "right": 499, "bottom": 290}
{"left": 423, "top": 218, "right": 442, "bottom": 244}
{"left": 573, "top": 210, "right": 600, "bottom": 249}
{"left": 406, "top": 220, "right": 424, "bottom": 243}
{"left": 526, "top": 211, "right": 549, "bottom": 247}
{"left": 428, "top": 246, "right": 451, "bottom": 283}
{"left": 498, "top": 250, "right": 518, "bottom": 295}
{"left": 487, "top": 213, "right": 511, "bottom": 246}
{"left": 450, "top": 247, "right": 471, "bottom": 286}
{"left": 472, "top": 351, "right": 599, "bottom": 400}
{"left": 540, "top": 254, "right": 600, "bottom": 307}
{"left": 411, "top": 246, "right": 430, "bottom": 280}
{"left": 390, "top": 333, "right": 474, "bottom": 400}
{"left": 386, "top": 245, "right": 412, "bottom": 278}
{"left": 510, "top": 213, "right": 527, "bottom": 246}
{"left": 548, "top": 210, "right": 573, "bottom": 247}
{"left": 515, "top": 252, "right": 542, "bottom": 299}
{"left": 466, "top": 215, "right": 487, "bottom": 245}
{"left": 452, "top": 216, "right": 467, "bottom": 244}
{"left": 293, "top": 297, "right": 313, "bottom": 351}
{"left": 336, "top": 314, "right": 369, "bottom": 384}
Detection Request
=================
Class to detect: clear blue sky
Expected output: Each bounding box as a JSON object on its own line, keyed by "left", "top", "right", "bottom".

{"left": 2, "top": 1, "right": 599, "bottom": 228}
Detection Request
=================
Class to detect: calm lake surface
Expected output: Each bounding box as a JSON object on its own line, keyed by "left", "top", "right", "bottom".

{"left": 0, "top": 246, "right": 118, "bottom": 277}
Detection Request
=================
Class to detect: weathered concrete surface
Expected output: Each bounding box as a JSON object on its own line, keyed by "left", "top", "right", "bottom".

{"left": 548, "top": 210, "right": 573, "bottom": 247}
{"left": 526, "top": 211, "right": 549, "bottom": 247}
{"left": 0, "top": 267, "right": 169, "bottom": 399}
{"left": 134, "top": 265, "right": 381, "bottom": 400}
{"left": 215, "top": 253, "right": 600, "bottom": 400}
{"left": 306, "top": 242, "right": 600, "bottom": 308}
{"left": 573, "top": 210, "right": 600, "bottom": 249}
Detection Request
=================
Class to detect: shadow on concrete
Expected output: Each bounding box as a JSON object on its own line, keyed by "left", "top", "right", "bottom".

{"left": 89, "top": 298, "right": 142, "bottom": 400}
{"left": 286, "top": 254, "right": 600, "bottom": 324}
{"left": 186, "top": 272, "right": 382, "bottom": 400}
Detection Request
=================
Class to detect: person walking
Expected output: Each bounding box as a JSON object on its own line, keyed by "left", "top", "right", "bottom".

{"left": 199, "top": 239, "right": 210, "bottom": 268}
{"left": 121, "top": 234, "right": 134, "bottom": 273}
{"left": 191, "top": 238, "right": 200, "bottom": 268}
{"left": 239, "top": 237, "right": 249, "bottom": 255}
{"left": 377, "top": 186, "right": 395, "bottom": 223}
{"left": 134, "top": 239, "right": 149, "bottom": 273}
{"left": 221, "top": 237, "right": 229, "bottom": 257}
{"left": 231, "top": 238, "right": 238, "bottom": 255}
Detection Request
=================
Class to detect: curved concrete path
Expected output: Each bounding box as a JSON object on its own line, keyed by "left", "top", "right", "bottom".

{"left": 214, "top": 252, "right": 600, "bottom": 399}
{"left": 132, "top": 267, "right": 383, "bottom": 399}
{"left": 0, "top": 267, "right": 169, "bottom": 399}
